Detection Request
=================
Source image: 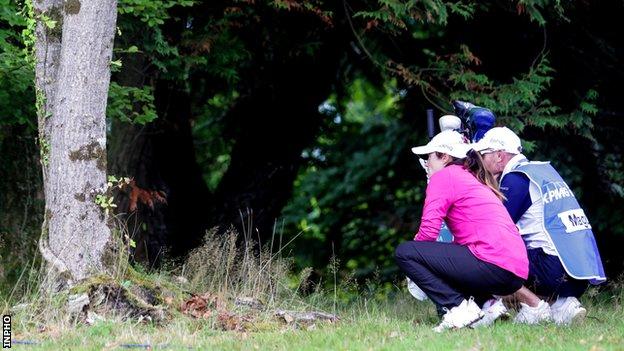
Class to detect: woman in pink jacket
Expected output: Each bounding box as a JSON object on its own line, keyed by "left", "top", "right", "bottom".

{"left": 395, "top": 130, "right": 528, "bottom": 332}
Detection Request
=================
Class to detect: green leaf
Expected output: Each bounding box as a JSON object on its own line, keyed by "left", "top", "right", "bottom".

{"left": 110, "top": 59, "right": 122, "bottom": 67}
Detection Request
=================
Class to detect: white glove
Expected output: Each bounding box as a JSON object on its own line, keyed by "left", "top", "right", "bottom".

{"left": 439, "top": 115, "right": 462, "bottom": 132}
{"left": 407, "top": 278, "right": 428, "bottom": 301}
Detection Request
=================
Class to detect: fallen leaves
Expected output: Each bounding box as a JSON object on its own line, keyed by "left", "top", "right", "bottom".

{"left": 181, "top": 293, "right": 254, "bottom": 331}
{"left": 181, "top": 294, "right": 340, "bottom": 332}
{"left": 217, "top": 311, "right": 253, "bottom": 332}
{"left": 180, "top": 292, "right": 224, "bottom": 319}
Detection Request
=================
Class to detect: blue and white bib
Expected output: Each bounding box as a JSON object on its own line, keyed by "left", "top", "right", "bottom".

{"left": 507, "top": 161, "right": 606, "bottom": 284}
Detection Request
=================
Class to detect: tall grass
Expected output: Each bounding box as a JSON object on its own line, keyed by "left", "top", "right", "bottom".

{"left": 0, "top": 212, "right": 320, "bottom": 336}
{"left": 182, "top": 227, "right": 290, "bottom": 303}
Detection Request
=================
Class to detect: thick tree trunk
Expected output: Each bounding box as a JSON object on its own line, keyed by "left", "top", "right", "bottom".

{"left": 34, "top": 0, "right": 118, "bottom": 284}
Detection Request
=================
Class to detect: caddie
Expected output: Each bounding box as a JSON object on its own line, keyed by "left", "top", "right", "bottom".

{"left": 474, "top": 127, "right": 606, "bottom": 325}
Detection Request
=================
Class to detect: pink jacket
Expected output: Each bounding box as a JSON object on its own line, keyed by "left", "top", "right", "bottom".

{"left": 415, "top": 165, "right": 529, "bottom": 279}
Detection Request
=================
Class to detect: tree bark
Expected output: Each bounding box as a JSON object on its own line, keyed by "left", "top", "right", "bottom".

{"left": 34, "top": 0, "right": 118, "bottom": 284}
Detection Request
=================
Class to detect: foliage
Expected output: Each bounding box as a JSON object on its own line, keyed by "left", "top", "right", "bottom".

{"left": 0, "top": 0, "right": 41, "bottom": 290}
{"left": 0, "top": 0, "right": 35, "bottom": 136}
{"left": 107, "top": 82, "right": 158, "bottom": 125}
{"left": 118, "top": 0, "right": 195, "bottom": 27}
{"left": 282, "top": 78, "right": 423, "bottom": 280}
{"left": 192, "top": 91, "right": 238, "bottom": 191}
{"left": 115, "top": 0, "right": 250, "bottom": 82}
{"left": 603, "top": 153, "right": 624, "bottom": 198}
{"left": 355, "top": 0, "right": 476, "bottom": 31}
{"left": 385, "top": 45, "right": 598, "bottom": 153}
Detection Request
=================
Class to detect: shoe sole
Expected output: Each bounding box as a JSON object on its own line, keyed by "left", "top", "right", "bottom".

{"left": 433, "top": 313, "right": 484, "bottom": 332}
{"left": 460, "top": 312, "right": 485, "bottom": 329}
{"left": 513, "top": 313, "right": 552, "bottom": 325}
{"left": 470, "top": 311, "right": 509, "bottom": 329}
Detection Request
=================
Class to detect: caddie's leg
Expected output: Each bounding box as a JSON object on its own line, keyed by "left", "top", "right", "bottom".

{"left": 526, "top": 248, "right": 588, "bottom": 300}
{"left": 508, "top": 286, "right": 543, "bottom": 307}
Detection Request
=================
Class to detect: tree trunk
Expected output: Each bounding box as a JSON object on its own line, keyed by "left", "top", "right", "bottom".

{"left": 34, "top": 0, "right": 118, "bottom": 284}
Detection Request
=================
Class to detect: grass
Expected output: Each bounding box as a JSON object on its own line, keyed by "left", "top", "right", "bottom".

{"left": 5, "top": 286, "right": 624, "bottom": 350}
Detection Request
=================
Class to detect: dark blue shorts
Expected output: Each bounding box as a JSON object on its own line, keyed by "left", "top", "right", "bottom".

{"left": 526, "top": 248, "right": 588, "bottom": 299}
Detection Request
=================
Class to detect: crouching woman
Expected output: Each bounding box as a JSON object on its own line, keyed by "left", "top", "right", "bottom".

{"left": 395, "top": 131, "right": 528, "bottom": 332}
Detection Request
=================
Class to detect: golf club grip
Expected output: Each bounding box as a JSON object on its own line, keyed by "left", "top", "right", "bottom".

{"left": 426, "top": 109, "right": 435, "bottom": 139}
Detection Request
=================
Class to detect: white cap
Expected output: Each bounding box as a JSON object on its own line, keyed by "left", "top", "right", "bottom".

{"left": 411, "top": 130, "right": 469, "bottom": 159}
{"left": 473, "top": 127, "right": 522, "bottom": 154}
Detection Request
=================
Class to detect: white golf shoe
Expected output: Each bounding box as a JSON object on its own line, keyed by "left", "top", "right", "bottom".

{"left": 513, "top": 299, "right": 552, "bottom": 324}
{"left": 471, "top": 298, "right": 509, "bottom": 328}
{"left": 433, "top": 298, "right": 484, "bottom": 332}
{"left": 551, "top": 297, "right": 586, "bottom": 325}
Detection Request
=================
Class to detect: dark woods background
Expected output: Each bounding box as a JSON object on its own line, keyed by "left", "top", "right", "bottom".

{"left": 1, "top": 0, "right": 623, "bottom": 291}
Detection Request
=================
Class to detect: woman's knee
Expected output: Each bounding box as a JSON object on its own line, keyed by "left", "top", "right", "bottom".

{"left": 509, "top": 277, "right": 525, "bottom": 294}
{"left": 395, "top": 241, "right": 415, "bottom": 262}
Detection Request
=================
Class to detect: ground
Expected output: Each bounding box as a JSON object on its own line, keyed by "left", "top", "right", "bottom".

{"left": 8, "top": 290, "right": 624, "bottom": 350}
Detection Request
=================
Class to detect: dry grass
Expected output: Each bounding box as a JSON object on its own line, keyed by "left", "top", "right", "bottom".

{"left": 182, "top": 227, "right": 291, "bottom": 303}
{"left": 1, "top": 219, "right": 319, "bottom": 341}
